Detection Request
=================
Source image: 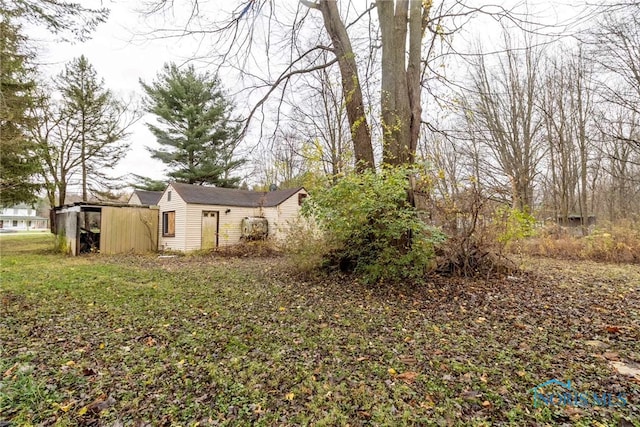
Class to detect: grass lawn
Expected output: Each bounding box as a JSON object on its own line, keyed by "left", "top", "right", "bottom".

{"left": 1, "top": 234, "right": 639, "bottom": 426}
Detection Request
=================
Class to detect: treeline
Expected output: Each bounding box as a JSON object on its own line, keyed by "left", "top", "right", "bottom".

{"left": 0, "top": 1, "right": 245, "bottom": 208}
{"left": 250, "top": 3, "right": 639, "bottom": 227}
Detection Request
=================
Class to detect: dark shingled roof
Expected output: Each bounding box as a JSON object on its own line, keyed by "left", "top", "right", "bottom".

{"left": 132, "top": 190, "right": 163, "bottom": 205}
{"left": 170, "top": 183, "right": 304, "bottom": 208}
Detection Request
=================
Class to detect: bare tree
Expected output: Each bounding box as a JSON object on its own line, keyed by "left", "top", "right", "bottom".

{"left": 139, "top": 1, "right": 545, "bottom": 174}
{"left": 590, "top": 1, "right": 640, "bottom": 149}
{"left": 464, "top": 31, "right": 545, "bottom": 212}
{"left": 284, "top": 62, "right": 353, "bottom": 179}
{"left": 539, "top": 48, "right": 596, "bottom": 233}
{"left": 30, "top": 89, "right": 79, "bottom": 208}
{"left": 594, "top": 108, "right": 640, "bottom": 221}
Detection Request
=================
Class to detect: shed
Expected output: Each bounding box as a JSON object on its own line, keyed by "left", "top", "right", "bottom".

{"left": 54, "top": 203, "right": 158, "bottom": 255}
{"left": 557, "top": 214, "right": 596, "bottom": 227}
{"left": 158, "top": 183, "right": 307, "bottom": 252}
{"left": 128, "top": 190, "right": 163, "bottom": 206}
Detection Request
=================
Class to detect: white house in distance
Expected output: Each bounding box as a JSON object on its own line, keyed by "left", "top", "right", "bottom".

{"left": 156, "top": 182, "right": 308, "bottom": 252}
{"left": 0, "top": 204, "right": 49, "bottom": 231}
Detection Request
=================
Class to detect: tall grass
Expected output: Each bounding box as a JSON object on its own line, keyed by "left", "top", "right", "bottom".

{"left": 516, "top": 222, "right": 640, "bottom": 263}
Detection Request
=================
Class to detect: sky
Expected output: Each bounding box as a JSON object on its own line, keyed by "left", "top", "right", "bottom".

{"left": 32, "top": 0, "right": 595, "bottom": 192}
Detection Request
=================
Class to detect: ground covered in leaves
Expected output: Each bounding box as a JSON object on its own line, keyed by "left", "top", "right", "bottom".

{"left": 1, "top": 234, "right": 639, "bottom": 426}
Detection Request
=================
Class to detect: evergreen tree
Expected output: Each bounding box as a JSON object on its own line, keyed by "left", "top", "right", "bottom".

{"left": 141, "top": 63, "right": 244, "bottom": 187}
{"left": 0, "top": 14, "right": 40, "bottom": 206}
{"left": 55, "top": 55, "right": 130, "bottom": 201}
{"left": 130, "top": 174, "right": 167, "bottom": 192}
{"left": 3, "top": 0, "right": 108, "bottom": 41}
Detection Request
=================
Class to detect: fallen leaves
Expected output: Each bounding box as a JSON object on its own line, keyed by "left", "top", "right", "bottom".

{"left": 3, "top": 238, "right": 640, "bottom": 426}
{"left": 396, "top": 371, "right": 419, "bottom": 384}
{"left": 420, "top": 396, "right": 436, "bottom": 409}
{"left": 460, "top": 390, "right": 482, "bottom": 400}
{"left": 585, "top": 339, "right": 608, "bottom": 348}
{"left": 3, "top": 362, "right": 18, "bottom": 378}
{"left": 605, "top": 325, "right": 621, "bottom": 334}
{"left": 610, "top": 360, "right": 640, "bottom": 380}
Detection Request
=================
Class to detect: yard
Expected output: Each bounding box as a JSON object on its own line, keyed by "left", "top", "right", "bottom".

{"left": 1, "top": 234, "right": 639, "bottom": 426}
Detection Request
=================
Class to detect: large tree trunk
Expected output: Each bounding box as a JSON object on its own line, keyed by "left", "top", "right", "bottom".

{"left": 318, "top": 0, "right": 375, "bottom": 172}
{"left": 378, "top": 0, "right": 429, "bottom": 166}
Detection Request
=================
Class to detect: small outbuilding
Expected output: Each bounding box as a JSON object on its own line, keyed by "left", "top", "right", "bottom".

{"left": 158, "top": 183, "right": 307, "bottom": 252}
{"left": 557, "top": 214, "right": 596, "bottom": 227}
{"left": 54, "top": 202, "right": 159, "bottom": 256}
{"left": 128, "top": 190, "right": 163, "bottom": 206}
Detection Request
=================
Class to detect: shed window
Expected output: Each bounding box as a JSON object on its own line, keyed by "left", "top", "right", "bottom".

{"left": 298, "top": 193, "right": 308, "bottom": 206}
{"left": 162, "top": 211, "right": 175, "bottom": 237}
{"left": 167, "top": 191, "right": 172, "bottom": 202}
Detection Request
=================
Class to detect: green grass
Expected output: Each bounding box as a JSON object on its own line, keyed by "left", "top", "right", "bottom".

{"left": 1, "top": 234, "right": 639, "bottom": 425}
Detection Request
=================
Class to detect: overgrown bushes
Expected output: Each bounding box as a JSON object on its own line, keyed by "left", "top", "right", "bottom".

{"left": 517, "top": 223, "right": 640, "bottom": 263}
{"left": 301, "top": 167, "right": 445, "bottom": 284}
{"left": 292, "top": 166, "right": 639, "bottom": 284}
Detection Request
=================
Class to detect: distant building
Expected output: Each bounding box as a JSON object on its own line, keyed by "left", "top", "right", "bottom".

{"left": 557, "top": 215, "right": 596, "bottom": 228}
{"left": 0, "top": 204, "right": 49, "bottom": 231}
{"left": 128, "top": 190, "right": 163, "bottom": 206}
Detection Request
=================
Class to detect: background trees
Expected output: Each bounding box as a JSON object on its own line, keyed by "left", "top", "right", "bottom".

{"left": 57, "top": 55, "right": 131, "bottom": 201}
{"left": 1, "top": 0, "right": 116, "bottom": 207}
{"left": 464, "top": 34, "right": 544, "bottom": 213}
{"left": 31, "top": 56, "right": 134, "bottom": 206}
{"left": 140, "top": 63, "right": 244, "bottom": 187}
{"left": 3, "top": 0, "right": 640, "bottom": 238}
{"left": 2, "top": 0, "right": 108, "bottom": 41}
{"left": 0, "top": 14, "right": 40, "bottom": 206}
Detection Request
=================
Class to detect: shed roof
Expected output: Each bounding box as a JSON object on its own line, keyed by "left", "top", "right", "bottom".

{"left": 170, "top": 183, "right": 304, "bottom": 208}
{"left": 132, "top": 190, "right": 163, "bottom": 205}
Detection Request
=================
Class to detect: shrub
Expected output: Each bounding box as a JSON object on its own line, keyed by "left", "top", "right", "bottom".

{"left": 302, "top": 167, "right": 445, "bottom": 284}
{"left": 493, "top": 206, "right": 537, "bottom": 245}
{"left": 280, "top": 219, "right": 331, "bottom": 277}
{"left": 53, "top": 235, "right": 70, "bottom": 254}
{"left": 517, "top": 223, "right": 640, "bottom": 263}
{"left": 429, "top": 195, "right": 520, "bottom": 277}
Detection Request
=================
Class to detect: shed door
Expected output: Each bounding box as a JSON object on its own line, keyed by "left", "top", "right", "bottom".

{"left": 201, "top": 211, "right": 219, "bottom": 249}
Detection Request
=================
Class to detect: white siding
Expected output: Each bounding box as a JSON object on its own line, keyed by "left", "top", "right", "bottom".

{"left": 158, "top": 187, "right": 308, "bottom": 252}
{"left": 128, "top": 193, "right": 142, "bottom": 205}
{"left": 184, "top": 204, "right": 257, "bottom": 250}
{"left": 271, "top": 189, "right": 308, "bottom": 240}
{"left": 157, "top": 185, "right": 189, "bottom": 252}
{"left": 1, "top": 208, "right": 34, "bottom": 217}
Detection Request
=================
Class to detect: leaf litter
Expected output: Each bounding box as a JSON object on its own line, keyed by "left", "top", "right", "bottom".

{"left": 1, "top": 244, "right": 639, "bottom": 425}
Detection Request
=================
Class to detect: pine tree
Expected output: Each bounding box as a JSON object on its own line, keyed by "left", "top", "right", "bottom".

{"left": 3, "top": 0, "right": 108, "bottom": 41}
{"left": 56, "top": 55, "right": 129, "bottom": 201}
{"left": 130, "top": 174, "right": 167, "bottom": 192}
{"left": 141, "top": 63, "right": 245, "bottom": 187}
{"left": 0, "top": 14, "right": 40, "bottom": 206}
